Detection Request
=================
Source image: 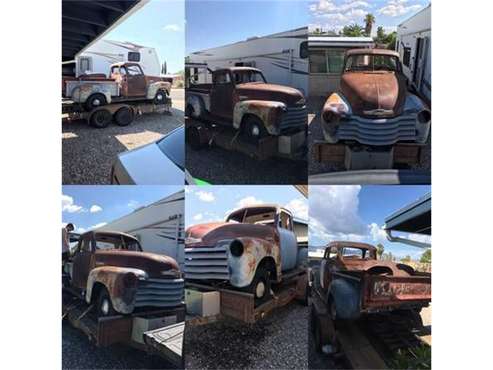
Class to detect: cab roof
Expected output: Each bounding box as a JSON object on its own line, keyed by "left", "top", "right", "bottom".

{"left": 227, "top": 204, "right": 292, "bottom": 219}
{"left": 80, "top": 230, "right": 139, "bottom": 242}
{"left": 328, "top": 241, "right": 376, "bottom": 251}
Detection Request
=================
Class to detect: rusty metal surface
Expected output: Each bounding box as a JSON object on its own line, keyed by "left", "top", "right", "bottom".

{"left": 233, "top": 99, "right": 285, "bottom": 135}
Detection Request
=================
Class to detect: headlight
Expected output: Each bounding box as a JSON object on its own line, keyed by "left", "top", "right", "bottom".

{"left": 229, "top": 239, "right": 244, "bottom": 257}
{"left": 417, "top": 109, "right": 431, "bottom": 124}
{"left": 324, "top": 93, "right": 350, "bottom": 115}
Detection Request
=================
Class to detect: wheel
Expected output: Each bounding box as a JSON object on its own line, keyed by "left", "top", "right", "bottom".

{"left": 241, "top": 116, "right": 268, "bottom": 144}
{"left": 114, "top": 106, "right": 134, "bottom": 126}
{"left": 89, "top": 109, "right": 112, "bottom": 128}
{"left": 96, "top": 287, "right": 116, "bottom": 318}
{"left": 187, "top": 125, "right": 206, "bottom": 150}
{"left": 246, "top": 266, "right": 271, "bottom": 306}
{"left": 85, "top": 93, "right": 107, "bottom": 111}
{"left": 154, "top": 90, "right": 167, "bottom": 105}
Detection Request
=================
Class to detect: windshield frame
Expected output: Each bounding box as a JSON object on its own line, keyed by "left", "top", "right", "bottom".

{"left": 232, "top": 70, "right": 267, "bottom": 85}
{"left": 343, "top": 53, "right": 402, "bottom": 73}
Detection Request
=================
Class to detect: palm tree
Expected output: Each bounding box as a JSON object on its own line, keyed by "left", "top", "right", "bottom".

{"left": 341, "top": 23, "right": 364, "bottom": 37}
{"left": 364, "top": 13, "right": 376, "bottom": 36}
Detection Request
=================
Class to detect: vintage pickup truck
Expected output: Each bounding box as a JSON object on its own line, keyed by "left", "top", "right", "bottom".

{"left": 321, "top": 49, "right": 431, "bottom": 147}
{"left": 186, "top": 66, "right": 307, "bottom": 149}
{"left": 64, "top": 62, "right": 171, "bottom": 111}
{"left": 316, "top": 241, "right": 431, "bottom": 321}
{"left": 184, "top": 204, "right": 308, "bottom": 303}
{"left": 63, "top": 230, "right": 184, "bottom": 317}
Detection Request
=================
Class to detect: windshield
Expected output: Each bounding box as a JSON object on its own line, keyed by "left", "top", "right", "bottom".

{"left": 341, "top": 247, "right": 367, "bottom": 259}
{"left": 94, "top": 234, "right": 142, "bottom": 251}
{"left": 157, "top": 127, "right": 185, "bottom": 170}
{"left": 227, "top": 207, "right": 276, "bottom": 225}
{"left": 233, "top": 70, "right": 266, "bottom": 84}
{"left": 344, "top": 54, "right": 400, "bottom": 72}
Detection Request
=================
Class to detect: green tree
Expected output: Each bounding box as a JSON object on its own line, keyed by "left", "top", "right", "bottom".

{"left": 376, "top": 26, "right": 386, "bottom": 43}
{"left": 376, "top": 243, "right": 385, "bottom": 259}
{"left": 420, "top": 249, "right": 431, "bottom": 264}
{"left": 401, "top": 255, "right": 412, "bottom": 263}
{"left": 341, "top": 23, "right": 364, "bottom": 37}
{"left": 364, "top": 13, "right": 376, "bottom": 36}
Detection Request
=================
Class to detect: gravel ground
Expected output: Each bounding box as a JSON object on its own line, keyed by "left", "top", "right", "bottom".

{"left": 62, "top": 321, "right": 174, "bottom": 369}
{"left": 185, "top": 302, "right": 308, "bottom": 369}
{"left": 308, "top": 97, "right": 431, "bottom": 176}
{"left": 62, "top": 89, "right": 184, "bottom": 185}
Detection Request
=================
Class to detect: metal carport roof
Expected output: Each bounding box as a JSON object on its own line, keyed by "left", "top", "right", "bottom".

{"left": 384, "top": 192, "right": 431, "bottom": 235}
{"left": 62, "top": 0, "right": 144, "bottom": 62}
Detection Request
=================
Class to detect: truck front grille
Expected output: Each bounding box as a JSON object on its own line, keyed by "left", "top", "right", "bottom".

{"left": 184, "top": 246, "right": 230, "bottom": 280}
{"left": 279, "top": 106, "right": 307, "bottom": 133}
{"left": 336, "top": 114, "right": 417, "bottom": 146}
{"left": 135, "top": 277, "right": 184, "bottom": 308}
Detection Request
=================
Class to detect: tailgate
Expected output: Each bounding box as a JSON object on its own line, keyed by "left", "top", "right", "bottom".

{"left": 363, "top": 275, "right": 431, "bottom": 309}
{"left": 143, "top": 321, "right": 184, "bottom": 368}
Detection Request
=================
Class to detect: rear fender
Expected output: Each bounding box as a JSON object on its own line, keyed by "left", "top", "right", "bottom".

{"left": 147, "top": 81, "right": 171, "bottom": 100}
{"left": 233, "top": 100, "right": 286, "bottom": 135}
{"left": 329, "top": 278, "right": 361, "bottom": 320}
{"left": 228, "top": 237, "right": 281, "bottom": 288}
{"left": 86, "top": 266, "right": 147, "bottom": 314}
{"left": 72, "top": 85, "right": 112, "bottom": 104}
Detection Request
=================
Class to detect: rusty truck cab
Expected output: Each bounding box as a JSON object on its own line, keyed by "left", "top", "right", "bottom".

{"left": 110, "top": 62, "right": 147, "bottom": 97}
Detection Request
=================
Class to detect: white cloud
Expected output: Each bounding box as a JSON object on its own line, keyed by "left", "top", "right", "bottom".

{"left": 163, "top": 24, "right": 181, "bottom": 32}
{"left": 236, "top": 196, "right": 263, "bottom": 208}
{"left": 196, "top": 191, "right": 215, "bottom": 202}
{"left": 62, "top": 194, "right": 84, "bottom": 213}
{"left": 193, "top": 213, "right": 203, "bottom": 221}
{"left": 309, "top": 186, "right": 367, "bottom": 243}
{"left": 89, "top": 222, "right": 107, "bottom": 230}
{"left": 90, "top": 205, "right": 102, "bottom": 213}
{"left": 309, "top": 0, "right": 372, "bottom": 31}
{"left": 369, "top": 222, "right": 388, "bottom": 243}
{"left": 378, "top": 0, "right": 422, "bottom": 17}
{"left": 285, "top": 198, "right": 308, "bottom": 221}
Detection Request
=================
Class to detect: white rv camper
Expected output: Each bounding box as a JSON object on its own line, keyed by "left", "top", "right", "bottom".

{"left": 308, "top": 36, "right": 374, "bottom": 97}
{"left": 187, "top": 27, "right": 309, "bottom": 96}
{"left": 397, "top": 4, "right": 431, "bottom": 102}
{"left": 75, "top": 39, "right": 162, "bottom": 77}
{"left": 97, "top": 190, "right": 185, "bottom": 268}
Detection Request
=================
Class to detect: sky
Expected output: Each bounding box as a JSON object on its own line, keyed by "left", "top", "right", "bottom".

{"left": 105, "top": 0, "right": 184, "bottom": 73}
{"left": 62, "top": 185, "right": 182, "bottom": 233}
{"left": 309, "top": 185, "right": 431, "bottom": 261}
{"left": 185, "top": 0, "right": 309, "bottom": 54}
{"left": 308, "top": 0, "right": 430, "bottom": 33}
{"left": 185, "top": 185, "right": 308, "bottom": 228}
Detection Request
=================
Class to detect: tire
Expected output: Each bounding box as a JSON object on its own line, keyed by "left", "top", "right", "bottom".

{"left": 241, "top": 116, "right": 269, "bottom": 144}
{"left": 96, "top": 287, "right": 116, "bottom": 318}
{"left": 89, "top": 109, "right": 112, "bottom": 128}
{"left": 85, "top": 93, "right": 107, "bottom": 111}
{"left": 328, "top": 296, "right": 338, "bottom": 321}
{"left": 154, "top": 90, "right": 167, "bottom": 105}
{"left": 114, "top": 106, "right": 134, "bottom": 126}
{"left": 246, "top": 266, "right": 271, "bottom": 306}
{"left": 185, "top": 104, "right": 194, "bottom": 118}
{"left": 187, "top": 125, "right": 206, "bottom": 150}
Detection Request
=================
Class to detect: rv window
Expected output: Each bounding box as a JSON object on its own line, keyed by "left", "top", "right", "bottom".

{"left": 403, "top": 47, "right": 411, "bottom": 67}
{"left": 128, "top": 52, "right": 141, "bottom": 62}
{"left": 309, "top": 50, "right": 327, "bottom": 73}
{"left": 300, "top": 41, "right": 309, "bottom": 59}
{"left": 79, "top": 57, "right": 91, "bottom": 74}
{"left": 327, "top": 50, "right": 345, "bottom": 73}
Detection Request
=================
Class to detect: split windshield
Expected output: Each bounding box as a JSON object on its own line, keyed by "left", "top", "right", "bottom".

{"left": 344, "top": 54, "right": 400, "bottom": 72}
{"left": 227, "top": 207, "right": 276, "bottom": 225}
{"left": 233, "top": 71, "right": 266, "bottom": 84}
{"left": 94, "top": 234, "right": 142, "bottom": 251}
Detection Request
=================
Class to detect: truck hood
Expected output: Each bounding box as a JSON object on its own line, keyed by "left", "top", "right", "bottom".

{"left": 186, "top": 222, "right": 278, "bottom": 247}
{"left": 236, "top": 83, "right": 305, "bottom": 106}
{"left": 340, "top": 258, "right": 415, "bottom": 277}
{"left": 340, "top": 72, "right": 407, "bottom": 117}
{"left": 94, "top": 250, "right": 180, "bottom": 278}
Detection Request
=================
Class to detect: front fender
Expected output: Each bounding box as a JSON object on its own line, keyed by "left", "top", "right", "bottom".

{"left": 147, "top": 81, "right": 171, "bottom": 100}
{"left": 228, "top": 237, "right": 281, "bottom": 288}
{"left": 86, "top": 266, "right": 146, "bottom": 314}
{"left": 72, "top": 85, "right": 112, "bottom": 104}
{"left": 233, "top": 100, "right": 286, "bottom": 135}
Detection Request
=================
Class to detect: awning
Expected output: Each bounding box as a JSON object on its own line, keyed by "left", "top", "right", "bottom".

{"left": 384, "top": 192, "right": 431, "bottom": 235}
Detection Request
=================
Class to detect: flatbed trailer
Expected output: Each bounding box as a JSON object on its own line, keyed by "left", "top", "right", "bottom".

{"left": 186, "top": 118, "right": 307, "bottom": 161}
{"left": 62, "top": 98, "right": 172, "bottom": 128}
{"left": 185, "top": 267, "right": 309, "bottom": 326}
{"left": 62, "top": 290, "right": 186, "bottom": 368}
{"left": 309, "top": 271, "right": 431, "bottom": 369}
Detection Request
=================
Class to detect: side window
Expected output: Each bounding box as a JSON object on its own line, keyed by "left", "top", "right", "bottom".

{"left": 80, "top": 237, "right": 92, "bottom": 252}
{"left": 79, "top": 57, "right": 92, "bottom": 73}
{"left": 309, "top": 50, "right": 327, "bottom": 73}
{"left": 403, "top": 47, "right": 411, "bottom": 67}
{"left": 213, "top": 72, "right": 231, "bottom": 84}
{"left": 299, "top": 41, "right": 309, "bottom": 59}
{"left": 128, "top": 52, "right": 140, "bottom": 62}
{"left": 127, "top": 65, "right": 143, "bottom": 76}
{"left": 327, "top": 50, "right": 346, "bottom": 73}
{"left": 329, "top": 247, "right": 338, "bottom": 259}
{"left": 119, "top": 67, "right": 127, "bottom": 76}
{"left": 279, "top": 212, "right": 293, "bottom": 231}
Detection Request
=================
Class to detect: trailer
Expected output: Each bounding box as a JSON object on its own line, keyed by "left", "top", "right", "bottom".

{"left": 185, "top": 267, "right": 309, "bottom": 326}
{"left": 62, "top": 98, "right": 172, "bottom": 128}
{"left": 62, "top": 290, "right": 186, "bottom": 368}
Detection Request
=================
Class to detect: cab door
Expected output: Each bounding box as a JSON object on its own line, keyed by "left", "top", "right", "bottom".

{"left": 210, "top": 71, "right": 234, "bottom": 120}
{"left": 71, "top": 234, "right": 94, "bottom": 290}
{"left": 320, "top": 247, "right": 338, "bottom": 294}
{"left": 276, "top": 210, "right": 298, "bottom": 271}
{"left": 125, "top": 64, "right": 147, "bottom": 97}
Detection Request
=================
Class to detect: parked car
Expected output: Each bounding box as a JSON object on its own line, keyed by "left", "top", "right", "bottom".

{"left": 316, "top": 241, "right": 431, "bottom": 321}
{"left": 184, "top": 204, "right": 308, "bottom": 303}
{"left": 321, "top": 49, "right": 431, "bottom": 146}
{"left": 65, "top": 62, "right": 171, "bottom": 111}
{"left": 186, "top": 66, "right": 307, "bottom": 147}
{"left": 111, "top": 126, "right": 185, "bottom": 185}
{"left": 63, "top": 230, "right": 184, "bottom": 317}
